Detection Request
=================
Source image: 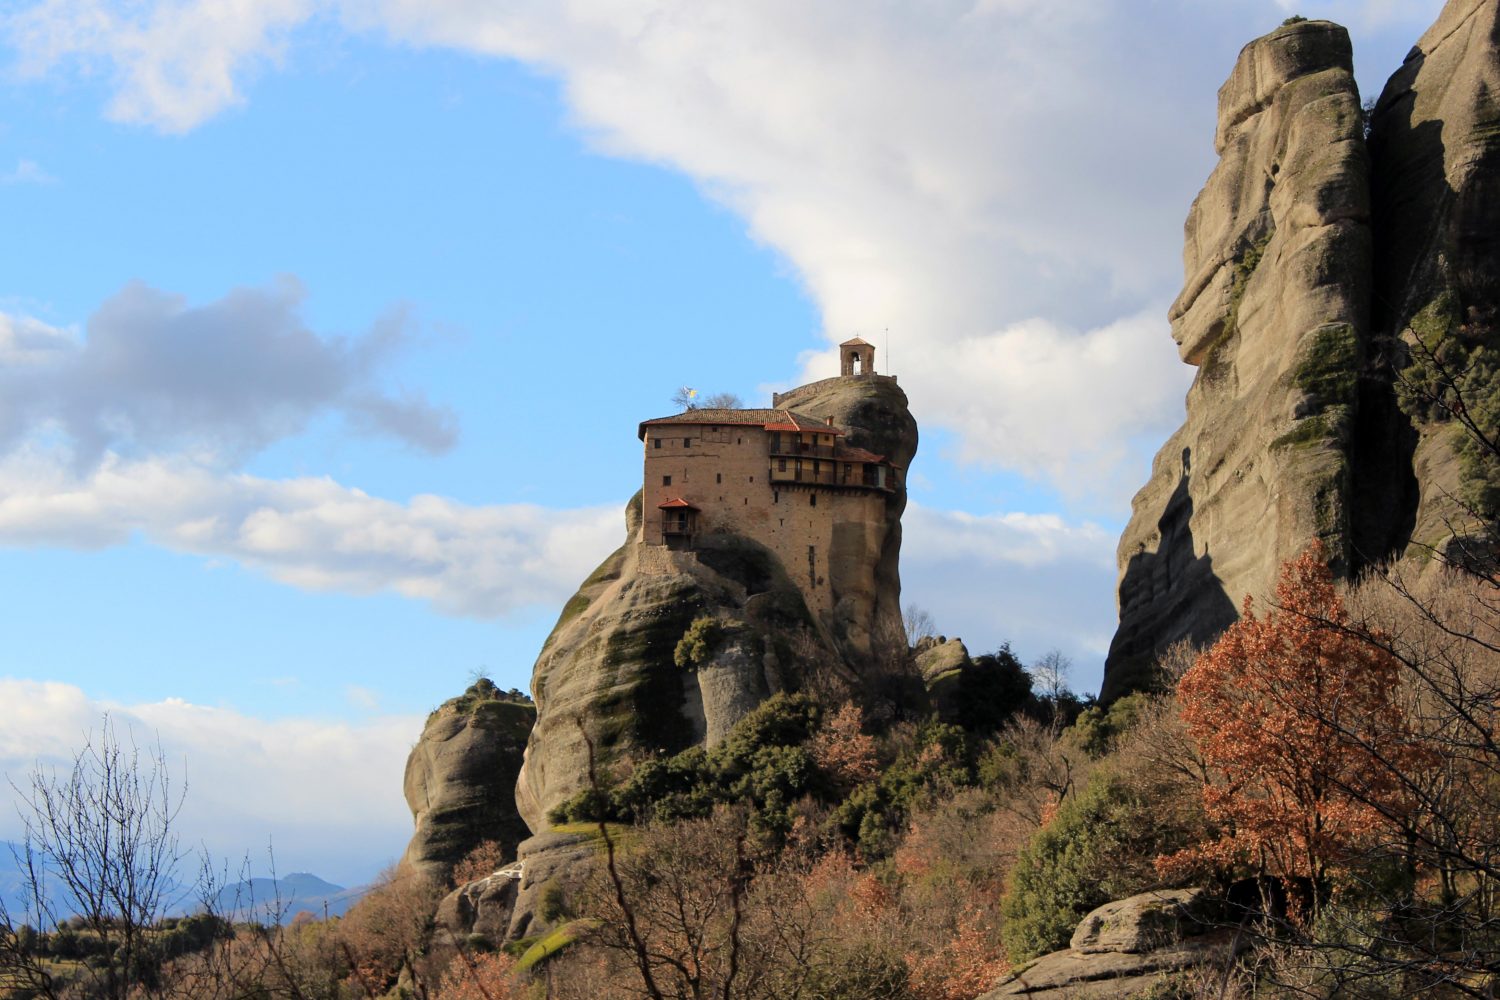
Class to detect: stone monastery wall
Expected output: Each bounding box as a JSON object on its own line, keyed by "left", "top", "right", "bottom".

{"left": 641, "top": 424, "right": 889, "bottom": 618}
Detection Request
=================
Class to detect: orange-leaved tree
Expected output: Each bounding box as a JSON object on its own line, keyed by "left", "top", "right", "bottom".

{"left": 1157, "top": 545, "right": 1419, "bottom": 908}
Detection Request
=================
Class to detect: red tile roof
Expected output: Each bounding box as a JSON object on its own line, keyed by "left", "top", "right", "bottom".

{"left": 840, "top": 336, "right": 872, "bottom": 347}
{"left": 657, "top": 497, "right": 697, "bottom": 509}
{"left": 835, "top": 444, "right": 887, "bottom": 464}
{"left": 638, "top": 407, "right": 841, "bottom": 440}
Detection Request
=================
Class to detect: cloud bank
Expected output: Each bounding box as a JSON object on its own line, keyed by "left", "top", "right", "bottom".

{"left": 0, "top": 280, "right": 455, "bottom": 468}
{"left": 0, "top": 679, "right": 418, "bottom": 886}
{"left": 0, "top": 450, "right": 622, "bottom": 617}
{"left": 902, "top": 502, "right": 1118, "bottom": 691}
{"left": 3, "top": 1, "right": 1449, "bottom": 501}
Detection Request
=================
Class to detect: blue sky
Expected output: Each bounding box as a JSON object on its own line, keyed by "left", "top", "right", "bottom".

{"left": 0, "top": 0, "right": 1447, "bottom": 884}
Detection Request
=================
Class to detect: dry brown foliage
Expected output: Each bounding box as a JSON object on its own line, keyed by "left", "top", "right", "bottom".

{"left": 451, "top": 840, "right": 509, "bottom": 888}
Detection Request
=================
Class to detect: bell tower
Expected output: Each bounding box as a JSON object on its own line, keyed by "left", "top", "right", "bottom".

{"left": 839, "top": 337, "right": 875, "bottom": 376}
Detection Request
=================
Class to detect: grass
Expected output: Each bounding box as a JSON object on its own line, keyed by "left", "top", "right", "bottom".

{"left": 546, "top": 821, "right": 633, "bottom": 840}
{"left": 514, "top": 919, "right": 600, "bottom": 972}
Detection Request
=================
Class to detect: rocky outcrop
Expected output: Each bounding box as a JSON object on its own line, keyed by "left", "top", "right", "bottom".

{"left": 1105, "top": 4, "right": 1500, "bottom": 698}
{"left": 1106, "top": 19, "right": 1370, "bottom": 699}
{"left": 400, "top": 684, "right": 534, "bottom": 884}
{"left": 434, "top": 828, "right": 603, "bottom": 947}
{"left": 981, "top": 889, "right": 1240, "bottom": 999}
{"left": 914, "top": 635, "right": 971, "bottom": 684}
{"left": 773, "top": 376, "right": 918, "bottom": 661}
{"left": 1365, "top": 0, "right": 1500, "bottom": 563}
{"left": 517, "top": 377, "right": 918, "bottom": 832}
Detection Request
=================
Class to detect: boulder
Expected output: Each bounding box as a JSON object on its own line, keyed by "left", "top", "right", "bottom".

{"left": 981, "top": 889, "right": 1239, "bottom": 999}
{"left": 1070, "top": 888, "right": 1218, "bottom": 954}
{"left": 914, "top": 636, "right": 971, "bottom": 685}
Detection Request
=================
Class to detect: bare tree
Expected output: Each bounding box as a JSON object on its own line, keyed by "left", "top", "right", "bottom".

{"left": 902, "top": 605, "right": 936, "bottom": 646}
{"left": 671, "top": 389, "right": 742, "bottom": 411}
{"left": 1029, "top": 650, "right": 1073, "bottom": 731}
{"left": 700, "top": 392, "right": 743, "bottom": 409}
{"left": 2, "top": 716, "right": 187, "bottom": 1000}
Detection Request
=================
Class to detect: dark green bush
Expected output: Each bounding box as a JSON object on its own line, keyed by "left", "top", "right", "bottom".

{"left": 953, "top": 646, "right": 1033, "bottom": 733}
{"left": 1001, "top": 771, "right": 1184, "bottom": 961}
{"left": 674, "top": 617, "right": 726, "bottom": 668}
{"left": 550, "top": 693, "right": 824, "bottom": 838}
{"left": 829, "top": 720, "right": 975, "bottom": 858}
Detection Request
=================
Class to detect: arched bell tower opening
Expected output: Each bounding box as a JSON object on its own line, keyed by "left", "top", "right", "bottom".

{"left": 840, "top": 337, "right": 876, "bottom": 377}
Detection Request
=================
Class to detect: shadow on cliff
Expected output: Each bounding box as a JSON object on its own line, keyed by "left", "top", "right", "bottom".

{"left": 1101, "top": 449, "right": 1238, "bottom": 702}
{"left": 1354, "top": 47, "right": 1447, "bottom": 570}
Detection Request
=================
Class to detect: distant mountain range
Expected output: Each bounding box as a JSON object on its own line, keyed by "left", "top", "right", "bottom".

{"left": 211, "top": 872, "right": 368, "bottom": 923}
{"left": 1, "top": 844, "right": 367, "bottom": 925}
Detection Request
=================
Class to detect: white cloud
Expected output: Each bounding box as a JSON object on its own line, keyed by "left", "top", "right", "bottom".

{"left": 0, "top": 679, "right": 419, "bottom": 885}
{"left": 6, "top": 0, "right": 315, "bottom": 132}
{"left": 0, "top": 159, "right": 57, "bottom": 184}
{"left": 344, "top": 684, "right": 381, "bottom": 711}
{"left": 0, "top": 312, "right": 74, "bottom": 365}
{"left": 902, "top": 501, "right": 1118, "bottom": 693}
{"left": 0, "top": 450, "right": 624, "bottom": 618}
{"left": 0, "top": 280, "right": 456, "bottom": 466}
{"left": 2, "top": 0, "right": 1448, "bottom": 499}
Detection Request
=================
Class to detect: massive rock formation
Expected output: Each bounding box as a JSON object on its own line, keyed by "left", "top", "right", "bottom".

{"left": 1105, "top": 2, "right": 1500, "bottom": 698}
{"left": 400, "top": 682, "right": 533, "bottom": 883}
{"left": 516, "top": 376, "right": 917, "bottom": 832}
{"left": 1365, "top": 0, "right": 1500, "bottom": 561}
{"left": 1106, "top": 18, "right": 1371, "bottom": 697}
{"left": 774, "top": 376, "right": 917, "bottom": 663}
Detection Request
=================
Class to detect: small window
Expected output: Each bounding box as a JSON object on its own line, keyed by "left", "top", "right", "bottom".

{"left": 810, "top": 493, "right": 817, "bottom": 507}
{"left": 684, "top": 438, "right": 692, "bottom": 448}
{"left": 749, "top": 476, "right": 754, "bottom": 483}
{"left": 737, "top": 437, "right": 743, "bottom": 445}
{"left": 654, "top": 438, "right": 662, "bottom": 449}
{"left": 778, "top": 458, "right": 787, "bottom": 471}
{"left": 716, "top": 473, "right": 722, "bottom": 484}
{"left": 663, "top": 475, "right": 672, "bottom": 486}
{"left": 774, "top": 491, "right": 780, "bottom": 504}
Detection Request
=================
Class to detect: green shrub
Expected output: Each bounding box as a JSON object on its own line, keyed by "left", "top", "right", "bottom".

{"left": 952, "top": 646, "right": 1033, "bottom": 733}
{"left": 1001, "top": 771, "right": 1180, "bottom": 962}
{"left": 551, "top": 693, "right": 824, "bottom": 838}
{"left": 539, "top": 882, "right": 571, "bottom": 924}
{"left": 674, "top": 617, "right": 725, "bottom": 668}
{"left": 1065, "top": 692, "right": 1151, "bottom": 759}
{"left": 829, "top": 720, "right": 975, "bottom": 858}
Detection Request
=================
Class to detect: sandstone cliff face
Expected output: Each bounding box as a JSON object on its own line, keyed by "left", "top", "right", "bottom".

{"left": 1366, "top": 0, "right": 1500, "bottom": 561}
{"left": 778, "top": 376, "right": 918, "bottom": 663}
{"left": 1106, "top": 19, "right": 1371, "bottom": 697}
{"left": 400, "top": 684, "right": 534, "bottom": 883}
{"left": 515, "top": 377, "right": 916, "bottom": 833}
{"left": 1106, "top": 2, "right": 1500, "bottom": 698}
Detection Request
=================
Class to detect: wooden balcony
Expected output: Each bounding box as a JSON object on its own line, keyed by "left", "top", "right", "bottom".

{"left": 768, "top": 441, "right": 837, "bottom": 460}
{"left": 769, "top": 466, "right": 893, "bottom": 492}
